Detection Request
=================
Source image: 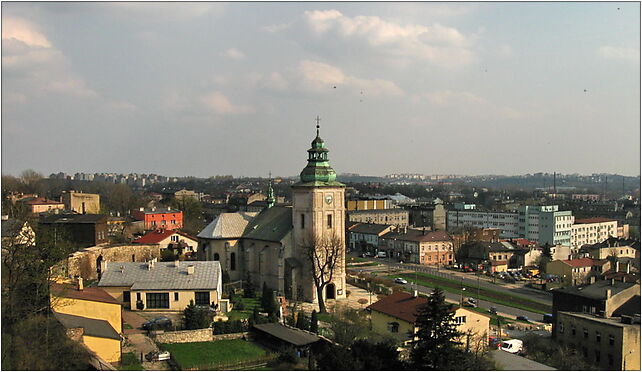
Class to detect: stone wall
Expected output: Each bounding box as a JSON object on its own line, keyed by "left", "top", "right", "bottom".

{"left": 54, "top": 244, "right": 161, "bottom": 280}
{"left": 152, "top": 329, "right": 249, "bottom": 344}
{"left": 153, "top": 328, "right": 213, "bottom": 344}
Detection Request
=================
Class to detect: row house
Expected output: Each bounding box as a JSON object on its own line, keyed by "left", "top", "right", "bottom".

{"left": 131, "top": 207, "right": 183, "bottom": 231}
{"left": 379, "top": 228, "right": 454, "bottom": 266}
{"left": 347, "top": 223, "right": 394, "bottom": 250}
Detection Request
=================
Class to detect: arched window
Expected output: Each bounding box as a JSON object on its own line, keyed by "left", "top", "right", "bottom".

{"left": 230, "top": 252, "right": 236, "bottom": 271}
{"left": 214, "top": 253, "right": 220, "bottom": 261}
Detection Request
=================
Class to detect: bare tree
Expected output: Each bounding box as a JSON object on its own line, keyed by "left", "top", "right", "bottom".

{"left": 305, "top": 232, "right": 344, "bottom": 314}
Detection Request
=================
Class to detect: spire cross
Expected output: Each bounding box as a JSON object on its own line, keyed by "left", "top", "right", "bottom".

{"left": 315, "top": 115, "right": 321, "bottom": 136}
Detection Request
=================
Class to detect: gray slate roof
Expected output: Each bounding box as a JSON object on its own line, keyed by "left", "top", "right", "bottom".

{"left": 349, "top": 223, "right": 393, "bottom": 235}
{"left": 253, "top": 322, "right": 320, "bottom": 346}
{"left": 197, "top": 212, "right": 257, "bottom": 239}
{"left": 97, "top": 261, "right": 221, "bottom": 290}
{"left": 553, "top": 280, "right": 639, "bottom": 300}
{"left": 40, "top": 214, "right": 106, "bottom": 224}
{"left": 53, "top": 311, "right": 121, "bottom": 340}
{"left": 242, "top": 206, "right": 292, "bottom": 243}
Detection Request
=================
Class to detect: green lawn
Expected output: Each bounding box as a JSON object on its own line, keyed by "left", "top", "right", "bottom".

{"left": 119, "top": 352, "right": 143, "bottom": 371}
{"left": 160, "top": 339, "right": 269, "bottom": 370}
{"left": 387, "top": 273, "right": 549, "bottom": 314}
{"left": 226, "top": 296, "right": 262, "bottom": 321}
{"left": 316, "top": 312, "right": 333, "bottom": 323}
{"left": 347, "top": 256, "right": 369, "bottom": 263}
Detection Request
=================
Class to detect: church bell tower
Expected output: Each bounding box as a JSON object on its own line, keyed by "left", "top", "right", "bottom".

{"left": 292, "top": 117, "right": 346, "bottom": 302}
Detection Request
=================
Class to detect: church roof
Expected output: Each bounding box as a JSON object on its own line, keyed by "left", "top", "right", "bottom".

{"left": 243, "top": 206, "right": 292, "bottom": 243}
{"left": 197, "top": 212, "right": 258, "bottom": 239}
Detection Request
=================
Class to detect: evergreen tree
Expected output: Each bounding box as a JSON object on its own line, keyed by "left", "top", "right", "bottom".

{"left": 310, "top": 310, "right": 319, "bottom": 334}
{"left": 295, "top": 311, "right": 310, "bottom": 331}
{"left": 409, "top": 288, "right": 464, "bottom": 370}
{"left": 183, "top": 301, "right": 210, "bottom": 330}
{"left": 243, "top": 271, "right": 255, "bottom": 298}
{"left": 261, "top": 282, "right": 278, "bottom": 317}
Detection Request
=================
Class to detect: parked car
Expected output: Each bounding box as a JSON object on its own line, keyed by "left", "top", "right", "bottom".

{"left": 394, "top": 278, "right": 408, "bottom": 284}
{"left": 543, "top": 314, "right": 553, "bottom": 323}
{"left": 465, "top": 298, "right": 478, "bottom": 308}
{"left": 489, "top": 307, "right": 498, "bottom": 315}
{"left": 500, "top": 339, "right": 523, "bottom": 354}
{"left": 142, "top": 316, "right": 172, "bottom": 330}
{"left": 516, "top": 315, "right": 529, "bottom": 322}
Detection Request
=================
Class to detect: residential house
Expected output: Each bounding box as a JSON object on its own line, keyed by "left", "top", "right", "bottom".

{"left": 348, "top": 223, "right": 394, "bottom": 251}
{"left": 61, "top": 191, "right": 101, "bottom": 214}
{"left": 1, "top": 219, "right": 35, "bottom": 247}
{"left": 174, "top": 189, "right": 199, "bottom": 201}
{"left": 578, "top": 237, "right": 638, "bottom": 260}
{"left": 132, "top": 229, "right": 198, "bottom": 257}
{"left": 379, "top": 228, "right": 454, "bottom": 266}
{"left": 404, "top": 202, "right": 447, "bottom": 230}
{"left": 131, "top": 207, "right": 183, "bottom": 231}
{"left": 367, "top": 291, "right": 490, "bottom": 346}
{"left": 51, "top": 279, "right": 122, "bottom": 364}
{"left": 458, "top": 241, "right": 516, "bottom": 272}
{"left": 552, "top": 280, "right": 640, "bottom": 370}
{"left": 39, "top": 214, "right": 109, "bottom": 248}
{"left": 18, "top": 196, "right": 65, "bottom": 214}
{"left": 97, "top": 260, "right": 224, "bottom": 312}
{"left": 348, "top": 209, "right": 409, "bottom": 227}
{"left": 546, "top": 258, "right": 606, "bottom": 286}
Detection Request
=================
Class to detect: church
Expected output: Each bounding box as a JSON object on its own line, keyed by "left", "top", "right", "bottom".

{"left": 197, "top": 125, "right": 346, "bottom": 302}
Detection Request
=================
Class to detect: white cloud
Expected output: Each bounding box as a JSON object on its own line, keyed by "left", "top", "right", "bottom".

{"left": 104, "top": 3, "right": 224, "bottom": 21}
{"left": 597, "top": 46, "right": 639, "bottom": 62}
{"left": 262, "top": 23, "right": 291, "bottom": 33}
{"left": 417, "top": 90, "right": 522, "bottom": 119}
{"left": 2, "top": 17, "right": 51, "bottom": 48}
{"left": 44, "top": 79, "right": 97, "bottom": 97}
{"left": 201, "top": 91, "right": 254, "bottom": 115}
{"left": 303, "top": 9, "right": 474, "bottom": 66}
{"left": 222, "top": 48, "right": 246, "bottom": 60}
{"left": 297, "top": 60, "right": 402, "bottom": 96}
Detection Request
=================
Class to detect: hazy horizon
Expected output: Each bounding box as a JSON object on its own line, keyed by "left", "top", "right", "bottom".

{"left": 2, "top": 2, "right": 640, "bottom": 178}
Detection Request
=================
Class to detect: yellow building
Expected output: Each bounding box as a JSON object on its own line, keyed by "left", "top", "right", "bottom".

{"left": 51, "top": 280, "right": 122, "bottom": 364}
{"left": 367, "top": 291, "right": 490, "bottom": 346}
{"left": 546, "top": 258, "right": 600, "bottom": 286}
{"left": 61, "top": 191, "right": 101, "bottom": 214}
{"left": 556, "top": 311, "right": 640, "bottom": 370}
{"left": 347, "top": 199, "right": 391, "bottom": 211}
{"left": 97, "top": 260, "right": 223, "bottom": 312}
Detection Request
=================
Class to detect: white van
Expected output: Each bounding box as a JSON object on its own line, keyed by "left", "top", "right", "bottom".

{"left": 500, "top": 339, "right": 523, "bottom": 354}
{"left": 377, "top": 251, "right": 387, "bottom": 258}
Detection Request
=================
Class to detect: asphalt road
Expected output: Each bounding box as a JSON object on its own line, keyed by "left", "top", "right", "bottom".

{"left": 378, "top": 259, "right": 552, "bottom": 305}
{"left": 351, "top": 257, "right": 550, "bottom": 321}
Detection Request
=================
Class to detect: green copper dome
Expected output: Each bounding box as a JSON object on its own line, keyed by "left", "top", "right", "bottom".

{"left": 299, "top": 125, "right": 339, "bottom": 184}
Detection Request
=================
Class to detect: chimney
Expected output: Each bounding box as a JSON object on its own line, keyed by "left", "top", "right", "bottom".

{"left": 413, "top": 290, "right": 418, "bottom": 298}
{"left": 589, "top": 276, "right": 596, "bottom": 284}
{"left": 422, "top": 227, "right": 426, "bottom": 236}
{"left": 616, "top": 261, "right": 620, "bottom": 273}
{"left": 606, "top": 289, "right": 612, "bottom": 299}
{"left": 626, "top": 263, "right": 630, "bottom": 274}
{"left": 77, "top": 277, "right": 84, "bottom": 291}
{"left": 187, "top": 265, "right": 195, "bottom": 275}
{"left": 610, "top": 278, "right": 615, "bottom": 286}
{"left": 100, "top": 260, "right": 107, "bottom": 274}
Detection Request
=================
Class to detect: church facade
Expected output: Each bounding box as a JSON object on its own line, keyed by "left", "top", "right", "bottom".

{"left": 197, "top": 126, "right": 346, "bottom": 302}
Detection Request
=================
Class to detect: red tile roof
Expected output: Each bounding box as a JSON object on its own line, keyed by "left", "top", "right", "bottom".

{"left": 132, "top": 229, "right": 196, "bottom": 244}
{"left": 574, "top": 218, "right": 617, "bottom": 224}
{"left": 563, "top": 258, "right": 594, "bottom": 267}
{"left": 24, "top": 197, "right": 63, "bottom": 205}
{"left": 367, "top": 291, "right": 427, "bottom": 323}
{"left": 50, "top": 282, "right": 120, "bottom": 304}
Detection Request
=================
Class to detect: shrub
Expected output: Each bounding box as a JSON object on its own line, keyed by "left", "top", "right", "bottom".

{"left": 212, "top": 319, "right": 249, "bottom": 335}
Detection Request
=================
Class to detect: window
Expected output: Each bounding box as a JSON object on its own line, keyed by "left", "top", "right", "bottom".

{"left": 174, "top": 292, "right": 179, "bottom": 301}
{"left": 608, "top": 354, "right": 613, "bottom": 366}
{"left": 327, "top": 214, "right": 333, "bottom": 229}
{"left": 608, "top": 335, "right": 614, "bottom": 346}
{"left": 195, "top": 291, "right": 210, "bottom": 306}
{"left": 596, "top": 331, "right": 601, "bottom": 342}
{"left": 123, "top": 291, "right": 131, "bottom": 302}
{"left": 171, "top": 235, "right": 179, "bottom": 242}
{"left": 301, "top": 214, "right": 305, "bottom": 229}
{"left": 146, "top": 293, "right": 170, "bottom": 309}
{"left": 455, "top": 316, "right": 467, "bottom": 325}
{"left": 214, "top": 253, "right": 220, "bottom": 261}
{"left": 387, "top": 322, "right": 399, "bottom": 333}
{"left": 137, "top": 293, "right": 141, "bottom": 301}
{"left": 594, "top": 350, "right": 600, "bottom": 363}
{"left": 558, "top": 322, "right": 564, "bottom": 334}
{"left": 571, "top": 327, "right": 576, "bottom": 336}
{"left": 583, "top": 328, "right": 588, "bottom": 339}
{"left": 230, "top": 252, "right": 236, "bottom": 271}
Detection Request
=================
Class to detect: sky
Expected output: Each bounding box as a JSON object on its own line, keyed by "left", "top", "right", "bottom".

{"left": 2, "top": 2, "right": 640, "bottom": 178}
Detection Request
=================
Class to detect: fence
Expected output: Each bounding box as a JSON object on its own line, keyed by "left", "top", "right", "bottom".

{"left": 180, "top": 355, "right": 276, "bottom": 371}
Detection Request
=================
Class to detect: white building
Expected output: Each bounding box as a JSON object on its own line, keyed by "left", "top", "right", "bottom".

{"left": 571, "top": 218, "right": 618, "bottom": 250}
